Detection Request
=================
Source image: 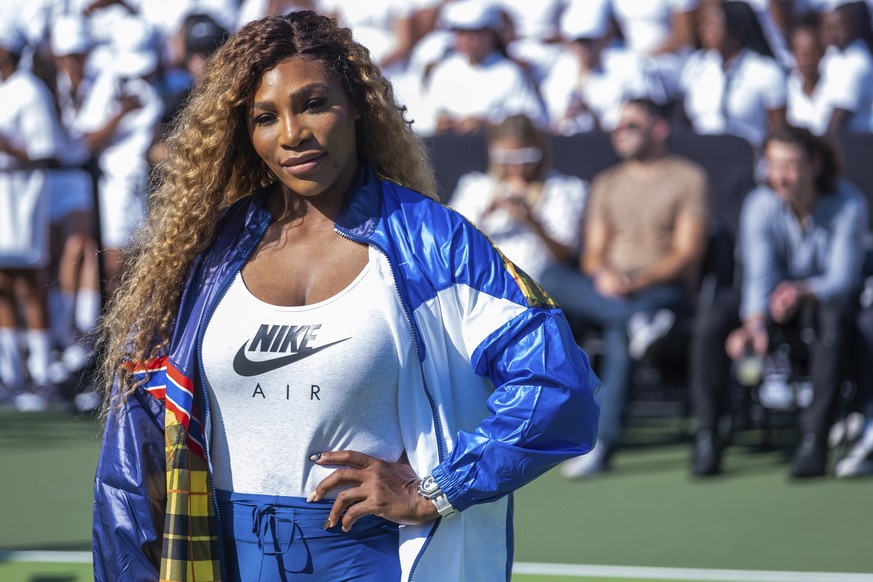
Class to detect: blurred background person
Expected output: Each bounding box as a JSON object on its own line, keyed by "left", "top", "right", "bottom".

{"left": 542, "top": 98, "right": 710, "bottom": 477}
{"left": 236, "top": 0, "right": 322, "bottom": 29}
{"left": 419, "top": 0, "right": 547, "bottom": 135}
{"left": 149, "top": 12, "right": 228, "bottom": 167}
{"left": 786, "top": 13, "right": 829, "bottom": 133}
{"left": 45, "top": 15, "right": 101, "bottom": 384}
{"left": 817, "top": 1, "right": 873, "bottom": 134}
{"left": 679, "top": 0, "right": 787, "bottom": 149}
{"left": 449, "top": 114, "right": 587, "bottom": 283}
{"left": 493, "top": 0, "right": 568, "bottom": 85}
{"left": 610, "top": 0, "right": 699, "bottom": 99}
{"left": 835, "top": 304, "right": 873, "bottom": 477}
{"left": 0, "top": 22, "right": 62, "bottom": 409}
{"left": 690, "top": 126, "right": 868, "bottom": 478}
{"left": 72, "top": 15, "right": 163, "bottom": 296}
{"left": 542, "top": 0, "right": 669, "bottom": 134}
{"left": 320, "top": 0, "right": 428, "bottom": 78}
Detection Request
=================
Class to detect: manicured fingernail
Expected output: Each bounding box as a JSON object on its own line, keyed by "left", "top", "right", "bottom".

{"left": 323, "top": 519, "right": 332, "bottom": 530}
{"left": 309, "top": 453, "right": 321, "bottom": 462}
{"left": 306, "top": 491, "right": 316, "bottom": 503}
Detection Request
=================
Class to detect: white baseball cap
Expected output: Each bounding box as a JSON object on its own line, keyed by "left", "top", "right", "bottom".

{"left": 441, "top": 1, "right": 503, "bottom": 32}
{"left": 111, "top": 17, "right": 158, "bottom": 78}
{"left": 0, "top": 20, "right": 27, "bottom": 54}
{"left": 51, "top": 16, "right": 92, "bottom": 57}
{"left": 561, "top": 0, "right": 610, "bottom": 41}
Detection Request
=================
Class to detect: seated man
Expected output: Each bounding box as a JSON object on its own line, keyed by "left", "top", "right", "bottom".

{"left": 690, "top": 125, "right": 868, "bottom": 478}
{"left": 542, "top": 97, "right": 710, "bottom": 477}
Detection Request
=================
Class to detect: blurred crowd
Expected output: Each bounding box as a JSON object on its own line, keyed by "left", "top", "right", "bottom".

{"left": 1, "top": 0, "right": 873, "bottom": 479}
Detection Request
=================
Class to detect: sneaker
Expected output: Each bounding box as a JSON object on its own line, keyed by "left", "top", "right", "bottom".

{"left": 62, "top": 342, "right": 93, "bottom": 374}
{"left": 757, "top": 349, "right": 794, "bottom": 410}
{"left": 835, "top": 426, "right": 873, "bottom": 478}
{"left": 691, "top": 430, "right": 721, "bottom": 477}
{"left": 789, "top": 433, "right": 828, "bottom": 479}
{"left": 628, "top": 309, "right": 675, "bottom": 360}
{"left": 14, "top": 391, "right": 49, "bottom": 412}
{"left": 560, "top": 441, "right": 610, "bottom": 478}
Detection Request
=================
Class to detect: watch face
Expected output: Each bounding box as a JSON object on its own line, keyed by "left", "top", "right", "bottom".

{"left": 419, "top": 476, "right": 439, "bottom": 497}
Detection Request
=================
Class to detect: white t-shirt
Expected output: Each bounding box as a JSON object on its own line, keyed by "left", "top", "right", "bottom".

{"left": 611, "top": 0, "right": 699, "bottom": 55}
{"left": 421, "top": 51, "right": 547, "bottom": 134}
{"left": 74, "top": 70, "right": 163, "bottom": 179}
{"left": 0, "top": 70, "right": 61, "bottom": 268}
{"left": 494, "top": 0, "right": 568, "bottom": 40}
{"left": 818, "top": 40, "right": 873, "bottom": 133}
{"left": 542, "top": 47, "right": 669, "bottom": 133}
{"left": 449, "top": 171, "right": 587, "bottom": 281}
{"left": 202, "top": 250, "right": 404, "bottom": 498}
{"left": 786, "top": 70, "right": 829, "bottom": 134}
{"left": 680, "top": 48, "right": 787, "bottom": 147}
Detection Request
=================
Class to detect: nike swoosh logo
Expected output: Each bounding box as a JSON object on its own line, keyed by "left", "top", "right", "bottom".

{"left": 232, "top": 338, "right": 351, "bottom": 377}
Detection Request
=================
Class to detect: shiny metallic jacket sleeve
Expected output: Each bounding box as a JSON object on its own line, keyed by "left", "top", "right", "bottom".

{"left": 431, "top": 306, "right": 600, "bottom": 512}
{"left": 93, "top": 387, "right": 166, "bottom": 581}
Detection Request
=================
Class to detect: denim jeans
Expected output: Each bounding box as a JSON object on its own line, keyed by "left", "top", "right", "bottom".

{"left": 541, "top": 265, "right": 689, "bottom": 448}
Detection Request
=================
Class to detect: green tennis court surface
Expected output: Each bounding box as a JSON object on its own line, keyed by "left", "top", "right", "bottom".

{"left": 1, "top": 409, "right": 871, "bottom": 581}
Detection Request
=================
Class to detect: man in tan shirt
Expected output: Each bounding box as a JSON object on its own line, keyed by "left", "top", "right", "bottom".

{"left": 543, "top": 97, "right": 710, "bottom": 477}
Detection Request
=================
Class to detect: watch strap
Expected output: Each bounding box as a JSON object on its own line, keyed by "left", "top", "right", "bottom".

{"left": 418, "top": 475, "right": 456, "bottom": 518}
{"left": 429, "top": 491, "right": 456, "bottom": 518}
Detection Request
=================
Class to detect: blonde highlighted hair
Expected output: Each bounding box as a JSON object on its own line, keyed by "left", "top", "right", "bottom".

{"left": 97, "top": 11, "right": 436, "bottom": 411}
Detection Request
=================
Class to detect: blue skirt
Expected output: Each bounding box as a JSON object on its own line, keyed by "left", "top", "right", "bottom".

{"left": 216, "top": 489, "right": 401, "bottom": 581}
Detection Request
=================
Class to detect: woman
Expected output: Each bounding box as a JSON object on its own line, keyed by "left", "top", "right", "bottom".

{"left": 450, "top": 114, "right": 587, "bottom": 282}
{"left": 786, "top": 16, "right": 828, "bottom": 133}
{"left": 541, "top": 0, "right": 668, "bottom": 134}
{"left": 0, "top": 22, "right": 60, "bottom": 406}
{"left": 46, "top": 15, "right": 101, "bottom": 381}
{"left": 421, "top": 1, "right": 546, "bottom": 135}
{"left": 818, "top": 1, "right": 873, "bottom": 134}
{"left": 92, "top": 11, "right": 599, "bottom": 582}
{"left": 679, "top": 1, "right": 787, "bottom": 149}
{"left": 610, "top": 0, "right": 699, "bottom": 98}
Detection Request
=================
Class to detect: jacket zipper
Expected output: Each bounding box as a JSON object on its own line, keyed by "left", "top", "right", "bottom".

{"left": 196, "top": 217, "right": 271, "bottom": 581}
{"left": 334, "top": 227, "right": 444, "bottom": 581}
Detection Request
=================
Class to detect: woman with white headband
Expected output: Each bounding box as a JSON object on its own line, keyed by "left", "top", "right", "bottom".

{"left": 449, "top": 114, "right": 587, "bottom": 282}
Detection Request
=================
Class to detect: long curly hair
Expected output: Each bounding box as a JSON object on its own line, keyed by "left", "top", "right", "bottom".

{"left": 97, "top": 11, "right": 437, "bottom": 412}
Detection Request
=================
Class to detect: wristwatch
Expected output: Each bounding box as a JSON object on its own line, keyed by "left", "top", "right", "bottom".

{"left": 417, "top": 475, "right": 456, "bottom": 519}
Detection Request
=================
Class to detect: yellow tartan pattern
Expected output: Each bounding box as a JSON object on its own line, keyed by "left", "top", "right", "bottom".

{"left": 160, "top": 419, "right": 221, "bottom": 581}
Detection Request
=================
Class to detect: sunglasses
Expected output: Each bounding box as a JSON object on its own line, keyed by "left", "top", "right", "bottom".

{"left": 490, "top": 147, "right": 543, "bottom": 165}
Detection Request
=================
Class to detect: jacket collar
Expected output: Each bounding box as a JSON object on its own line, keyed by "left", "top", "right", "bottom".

{"left": 239, "top": 164, "right": 383, "bottom": 242}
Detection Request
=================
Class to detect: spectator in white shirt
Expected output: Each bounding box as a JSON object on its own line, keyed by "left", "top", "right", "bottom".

{"left": 542, "top": 0, "right": 669, "bottom": 134}
{"left": 47, "top": 15, "right": 102, "bottom": 376}
{"left": 420, "top": 0, "right": 547, "bottom": 135}
{"left": 73, "top": 16, "right": 163, "bottom": 296}
{"left": 449, "top": 114, "right": 587, "bottom": 282}
{"left": 818, "top": 1, "right": 873, "bottom": 133}
{"left": 786, "top": 16, "right": 831, "bottom": 133}
{"left": 680, "top": 1, "right": 787, "bottom": 148}
{"left": 494, "top": 0, "right": 569, "bottom": 84}
{"left": 0, "top": 22, "right": 61, "bottom": 404}
{"left": 609, "top": 0, "right": 699, "bottom": 97}
{"left": 237, "top": 0, "right": 322, "bottom": 30}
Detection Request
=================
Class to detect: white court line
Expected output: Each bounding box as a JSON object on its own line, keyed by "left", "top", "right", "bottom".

{"left": 512, "top": 562, "right": 873, "bottom": 581}
{"left": 0, "top": 551, "right": 92, "bottom": 563}
{"left": 2, "top": 553, "right": 872, "bottom": 581}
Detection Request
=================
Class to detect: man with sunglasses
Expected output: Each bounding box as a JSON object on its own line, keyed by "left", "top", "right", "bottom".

{"left": 542, "top": 98, "right": 710, "bottom": 477}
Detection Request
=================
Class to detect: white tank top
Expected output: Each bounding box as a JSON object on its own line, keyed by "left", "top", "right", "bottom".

{"left": 202, "top": 249, "right": 402, "bottom": 498}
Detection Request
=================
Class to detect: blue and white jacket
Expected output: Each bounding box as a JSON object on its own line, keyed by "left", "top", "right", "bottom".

{"left": 93, "top": 165, "right": 600, "bottom": 582}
